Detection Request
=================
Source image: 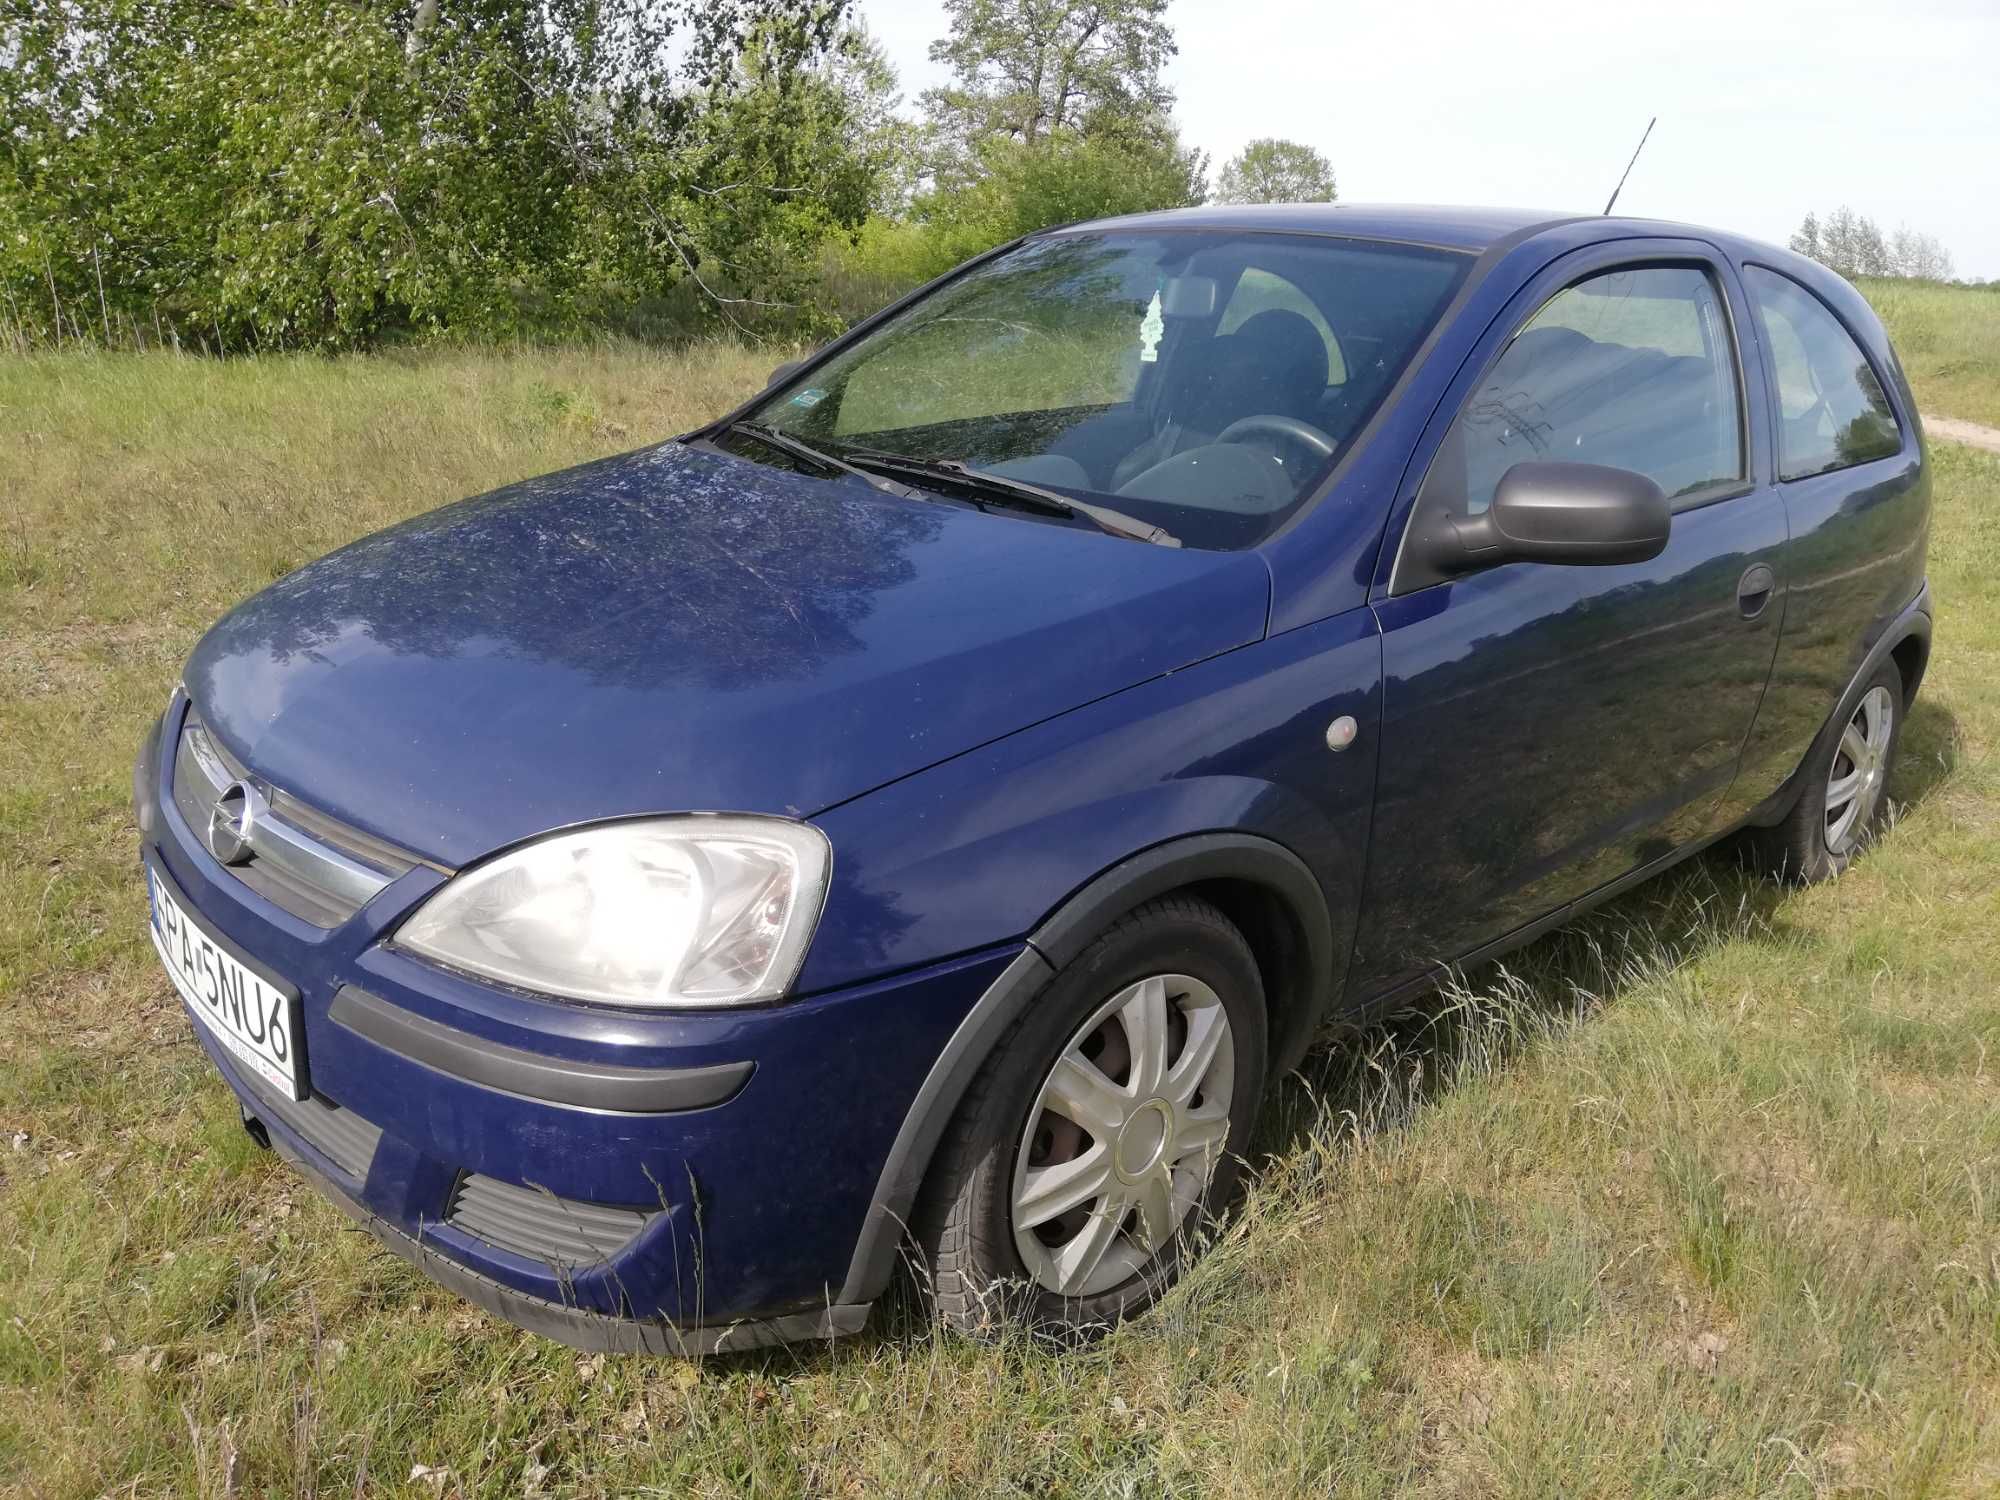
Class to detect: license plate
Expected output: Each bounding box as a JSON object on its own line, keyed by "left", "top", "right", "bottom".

{"left": 148, "top": 864, "right": 306, "bottom": 1101}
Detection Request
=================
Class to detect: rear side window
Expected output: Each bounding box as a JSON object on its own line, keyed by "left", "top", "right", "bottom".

{"left": 1423, "top": 265, "right": 1743, "bottom": 516}
{"left": 1743, "top": 266, "right": 1901, "bottom": 479}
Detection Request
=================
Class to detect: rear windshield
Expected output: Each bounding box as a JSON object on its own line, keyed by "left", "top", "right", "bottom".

{"left": 746, "top": 231, "right": 1470, "bottom": 549}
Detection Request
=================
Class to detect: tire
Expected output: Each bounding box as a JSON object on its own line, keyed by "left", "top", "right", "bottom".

{"left": 1748, "top": 659, "right": 1905, "bottom": 884}
{"left": 919, "top": 895, "right": 1269, "bottom": 1340}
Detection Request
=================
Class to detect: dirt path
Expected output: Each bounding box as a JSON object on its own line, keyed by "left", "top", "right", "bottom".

{"left": 1926, "top": 414, "right": 2000, "bottom": 455}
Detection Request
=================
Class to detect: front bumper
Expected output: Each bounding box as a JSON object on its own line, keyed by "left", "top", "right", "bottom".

{"left": 139, "top": 695, "right": 1016, "bottom": 1346}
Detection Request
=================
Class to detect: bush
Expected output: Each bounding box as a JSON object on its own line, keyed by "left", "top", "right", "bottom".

{"left": 1, "top": 0, "right": 870, "bottom": 350}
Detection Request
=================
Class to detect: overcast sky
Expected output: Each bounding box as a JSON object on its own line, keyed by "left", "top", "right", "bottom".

{"left": 858, "top": 0, "right": 2000, "bottom": 280}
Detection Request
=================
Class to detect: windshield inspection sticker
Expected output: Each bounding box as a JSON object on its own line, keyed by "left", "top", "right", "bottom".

{"left": 789, "top": 387, "right": 827, "bottom": 408}
{"left": 1138, "top": 290, "right": 1164, "bottom": 363}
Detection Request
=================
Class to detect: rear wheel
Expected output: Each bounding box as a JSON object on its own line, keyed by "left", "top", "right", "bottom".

{"left": 920, "top": 896, "right": 1267, "bottom": 1338}
{"left": 1748, "top": 660, "right": 1904, "bottom": 883}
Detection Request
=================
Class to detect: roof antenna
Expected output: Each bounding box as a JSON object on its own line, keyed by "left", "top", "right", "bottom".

{"left": 1603, "top": 117, "right": 1656, "bottom": 215}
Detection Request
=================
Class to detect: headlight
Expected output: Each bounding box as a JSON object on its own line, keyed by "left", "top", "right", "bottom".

{"left": 394, "top": 816, "right": 830, "bottom": 1008}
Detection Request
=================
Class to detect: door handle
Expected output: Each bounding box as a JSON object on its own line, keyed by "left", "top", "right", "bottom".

{"left": 1736, "top": 563, "right": 1775, "bottom": 620}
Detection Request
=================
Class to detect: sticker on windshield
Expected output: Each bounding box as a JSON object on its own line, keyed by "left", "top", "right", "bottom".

{"left": 1138, "top": 290, "right": 1164, "bottom": 364}
{"left": 789, "top": 387, "right": 826, "bottom": 408}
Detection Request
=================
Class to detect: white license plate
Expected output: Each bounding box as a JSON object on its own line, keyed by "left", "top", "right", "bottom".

{"left": 148, "top": 864, "right": 306, "bottom": 1101}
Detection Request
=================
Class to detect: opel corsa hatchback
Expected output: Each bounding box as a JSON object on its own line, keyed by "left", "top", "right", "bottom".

{"left": 136, "top": 205, "right": 1933, "bottom": 1351}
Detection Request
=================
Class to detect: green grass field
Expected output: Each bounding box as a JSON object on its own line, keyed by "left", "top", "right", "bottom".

{"left": 1858, "top": 278, "right": 2000, "bottom": 430}
{"left": 2, "top": 285, "right": 1997, "bottom": 1496}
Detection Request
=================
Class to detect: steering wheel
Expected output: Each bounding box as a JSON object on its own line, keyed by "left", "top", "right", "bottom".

{"left": 1214, "top": 413, "right": 1337, "bottom": 460}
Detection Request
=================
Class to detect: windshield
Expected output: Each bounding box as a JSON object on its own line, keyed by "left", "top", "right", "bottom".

{"left": 739, "top": 230, "right": 1469, "bottom": 549}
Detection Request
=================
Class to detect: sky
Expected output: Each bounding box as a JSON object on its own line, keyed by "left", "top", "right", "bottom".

{"left": 857, "top": 0, "right": 2000, "bottom": 280}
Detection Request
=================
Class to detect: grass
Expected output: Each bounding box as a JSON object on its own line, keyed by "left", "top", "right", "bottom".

{"left": 1858, "top": 277, "right": 2000, "bottom": 429}
{"left": 2, "top": 306, "right": 1998, "bottom": 1496}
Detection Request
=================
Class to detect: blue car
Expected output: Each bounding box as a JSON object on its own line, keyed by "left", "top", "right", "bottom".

{"left": 135, "top": 204, "right": 1932, "bottom": 1350}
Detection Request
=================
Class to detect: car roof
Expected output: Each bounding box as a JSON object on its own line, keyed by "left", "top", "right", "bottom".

{"left": 1060, "top": 202, "right": 1580, "bottom": 253}
{"left": 1059, "top": 203, "right": 1812, "bottom": 265}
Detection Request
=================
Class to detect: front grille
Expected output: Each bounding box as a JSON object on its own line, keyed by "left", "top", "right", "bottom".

{"left": 170, "top": 710, "right": 428, "bottom": 927}
{"left": 241, "top": 1075, "right": 383, "bottom": 1183}
{"left": 444, "top": 1174, "right": 661, "bottom": 1267}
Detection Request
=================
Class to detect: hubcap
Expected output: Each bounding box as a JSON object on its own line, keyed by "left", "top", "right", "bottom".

{"left": 1825, "top": 684, "right": 1894, "bottom": 856}
{"left": 1009, "top": 973, "right": 1235, "bottom": 1298}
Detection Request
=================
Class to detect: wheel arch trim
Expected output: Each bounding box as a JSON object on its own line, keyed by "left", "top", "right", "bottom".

{"left": 835, "top": 831, "right": 1334, "bottom": 1306}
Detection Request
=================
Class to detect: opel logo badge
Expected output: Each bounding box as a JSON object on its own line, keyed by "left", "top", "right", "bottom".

{"left": 207, "top": 780, "right": 264, "bottom": 866}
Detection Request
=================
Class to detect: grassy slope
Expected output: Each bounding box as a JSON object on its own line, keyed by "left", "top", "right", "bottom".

{"left": 1, "top": 309, "right": 1996, "bottom": 1496}
{"left": 1860, "top": 277, "right": 2000, "bottom": 429}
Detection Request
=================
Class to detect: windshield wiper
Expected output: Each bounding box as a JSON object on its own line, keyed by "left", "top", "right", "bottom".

{"left": 724, "top": 423, "right": 923, "bottom": 500}
{"left": 840, "top": 450, "right": 1181, "bottom": 547}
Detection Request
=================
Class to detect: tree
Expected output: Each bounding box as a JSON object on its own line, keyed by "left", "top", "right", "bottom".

{"left": 1213, "top": 138, "right": 1336, "bottom": 205}
{"left": 920, "top": 122, "right": 1204, "bottom": 253}
{"left": 1790, "top": 206, "right": 1956, "bottom": 282}
{"left": 0, "top": 0, "right": 874, "bottom": 348}
{"left": 822, "top": 21, "right": 921, "bottom": 217}
{"left": 1789, "top": 212, "right": 1822, "bottom": 262}
{"left": 1889, "top": 226, "right": 1954, "bottom": 282}
{"left": 921, "top": 0, "right": 1176, "bottom": 180}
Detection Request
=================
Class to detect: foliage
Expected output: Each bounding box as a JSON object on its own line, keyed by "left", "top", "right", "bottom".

{"left": 1213, "top": 137, "right": 1337, "bottom": 205}
{"left": 1791, "top": 207, "right": 1956, "bottom": 282}
{"left": 0, "top": 0, "right": 1248, "bottom": 349}
{"left": 840, "top": 0, "right": 1203, "bottom": 296}
{"left": 921, "top": 0, "right": 1176, "bottom": 179}
{"left": 0, "top": 0, "right": 874, "bottom": 348}
{"left": 916, "top": 120, "right": 1203, "bottom": 254}
{"left": 825, "top": 21, "right": 924, "bottom": 217}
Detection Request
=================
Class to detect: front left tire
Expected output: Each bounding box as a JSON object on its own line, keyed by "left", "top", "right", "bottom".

{"left": 919, "top": 895, "right": 1268, "bottom": 1338}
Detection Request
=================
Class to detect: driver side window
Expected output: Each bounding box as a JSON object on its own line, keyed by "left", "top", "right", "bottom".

{"left": 1422, "top": 265, "right": 1744, "bottom": 517}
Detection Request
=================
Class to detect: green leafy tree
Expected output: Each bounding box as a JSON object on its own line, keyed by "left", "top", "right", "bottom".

{"left": 924, "top": 124, "right": 1204, "bottom": 255}
{"left": 0, "top": 0, "right": 873, "bottom": 348}
{"left": 1213, "top": 138, "right": 1336, "bottom": 205}
{"left": 825, "top": 22, "right": 922, "bottom": 217}
{"left": 921, "top": 0, "right": 1176, "bottom": 181}
{"left": 889, "top": 0, "right": 1200, "bottom": 279}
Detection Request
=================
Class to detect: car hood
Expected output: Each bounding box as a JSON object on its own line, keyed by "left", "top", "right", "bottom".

{"left": 185, "top": 441, "right": 1270, "bottom": 867}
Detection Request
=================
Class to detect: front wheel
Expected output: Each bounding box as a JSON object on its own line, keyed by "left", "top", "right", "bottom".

{"left": 1748, "top": 660, "right": 1904, "bottom": 883}
{"left": 920, "top": 896, "right": 1268, "bottom": 1338}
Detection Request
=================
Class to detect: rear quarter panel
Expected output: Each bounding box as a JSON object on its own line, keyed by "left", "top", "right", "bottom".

{"left": 1730, "top": 258, "right": 1931, "bottom": 804}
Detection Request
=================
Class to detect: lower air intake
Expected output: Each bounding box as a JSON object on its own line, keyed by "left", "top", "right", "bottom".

{"left": 444, "top": 1173, "right": 660, "bottom": 1267}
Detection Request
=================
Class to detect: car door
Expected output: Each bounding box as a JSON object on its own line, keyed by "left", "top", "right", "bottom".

{"left": 1347, "top": 241, "right": 1788, "bottom": 997}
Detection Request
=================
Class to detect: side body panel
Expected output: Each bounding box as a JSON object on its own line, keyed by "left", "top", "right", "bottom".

{"left": 802, "top": 609, "right": 1385, "bottom": 1018}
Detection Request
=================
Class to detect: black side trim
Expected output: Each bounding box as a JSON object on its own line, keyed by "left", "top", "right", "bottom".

{"left": 1030, "top": 832, "right": 1336, "bottom": 1067}
{"left": 836, "top": 946, "right": 1053, "bottom": 1305}
{"left": 328, "top": 986, "right": 753, "bottom": 1115}
{"left": 267, "top": 1130, "right": 868, "bottom": 1355}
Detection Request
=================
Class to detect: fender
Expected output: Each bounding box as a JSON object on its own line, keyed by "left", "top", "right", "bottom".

{"left": 835, "top": 830, "right": 1334, "bottom": 1307}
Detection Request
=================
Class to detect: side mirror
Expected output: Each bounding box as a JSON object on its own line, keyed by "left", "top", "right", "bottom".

{"left": 766, "top": 358, "right": 806, "bottom": 389}
{"left": 1429, "top": 461, "right": 1670, "bottom": 574}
